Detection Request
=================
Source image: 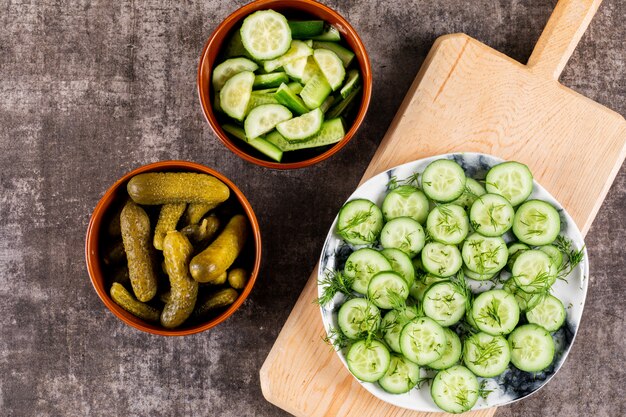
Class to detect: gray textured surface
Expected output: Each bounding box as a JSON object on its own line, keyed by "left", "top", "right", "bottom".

{"left": 0, "top": 0, "right": 624, "bottom": 416}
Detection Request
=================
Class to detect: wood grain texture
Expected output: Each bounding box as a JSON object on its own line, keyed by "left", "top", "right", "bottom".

{"left": 260, "top": 0, "right": 626, "bottom": 416}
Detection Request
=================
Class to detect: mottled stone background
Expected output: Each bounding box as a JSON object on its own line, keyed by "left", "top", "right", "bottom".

{"left": 0, "top": 0, "right": 624, "bottom": 416}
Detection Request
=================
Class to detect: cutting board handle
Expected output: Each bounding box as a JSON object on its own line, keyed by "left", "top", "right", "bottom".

{"left": 527, "top": 0, "right": 602, "bottom": 79}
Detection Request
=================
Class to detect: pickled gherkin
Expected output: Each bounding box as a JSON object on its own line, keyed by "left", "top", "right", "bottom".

{"left": 161, "top": 231, "right": 198, "bottom": 328}
{"left": 127, "top": 172, "right": 230, "bottom": 205}
{"left": 120, "top": 201, "right": 158, "bottom": 302}
{"left": 228, "top": 268, "right": 248, "bottom": 289}
{"left": 153, "top": 203, "right": 186, "bottom": 250}
{"left": 194, "top": 288, "right": 238, "bottom": 318}
{"left": 181, "top": 216, "right": 220, "bottom": 244}
{"left": 185, "top": 202, "right": 218, "bottom": 225}
{"left": 190, "top": 215, "right": 248, "bottom": 283}
{"left": 110, "top": 282, "right": 160, "bottom": 322}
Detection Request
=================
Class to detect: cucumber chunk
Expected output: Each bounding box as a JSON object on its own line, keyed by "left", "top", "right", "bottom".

{"left": 421, "top": 159, "right": 467, "bottom": 202}
{"left": 344, "top": 248, "right": 392, "bottom": 295}
{"left": 426, "top": 204, "right": 469, "bottom": 245}
{"left": 247, "top": 92, "right": 279, "bottom": 112}
{"left": 486, "top": 161, "right": 533, "bottom": 206}
{"left": 339, "top": 68, "right": 361, "bottom": 98}
{"left": 469, "top": 193, "right": 514, "bottom": 237}
{"left": 463, "top": 332, "right": 511, "bottom": 377}
{"left": 273, "top": 83, "right": 309, "bottom": 115}
{"left": 222, "top": 124, "right": 283, "bottom": 162}
{"left": 283, "top": 56, "right": 308, "bottom": 80}
{"left": 263, "top": 40, "right": 313, "bottom": 72}
{"left": 381, "top": 307, "right": 419, "bottom": 353}
{"left": 336, "top": 199, "right": 384, "bottom": 245}
{"left": 288, "top": 20, "right": 324, "bottom": 38}
{"left": 219, "top": 70, "right": 255, "bottom": 121}
{"left": 382, "top": 185, "right": 429, "bottom": 224}
{"left": 378, "top": 355, "right": 421, "bottom": 394}
{"left": 265, "top": 118, "right": 344, "bottom": 151}
{"left": 428, "top": 328, "right": 462, "bottom": 370}
{"left": 311, "top": 24, "right": 341, "bottom": 41}
{"left": 240, "top": 10, "right": 292, "bottom": 60}
{"left": 380, "top": 217, "right": 426, "bottom": 257}
{"left": 253, "top": 72, "right": 289, "bottom": 89}
{"left": 313, "top": 49, "right": 346, "bottom": 91}
{"left": 421, "top": 242, "right": 463, "bottom": 277}
{"left": 337, "top": 298, "right": 381, "bottom": 339}
{"left": 326, "top": 85, "right": 362, "bottom": 119}
{"left": 346, "top": 339, "right": 391, "bottom": 382}
{"left": 213, "top": 57, "right": 259, "bottom": 91}
{"left": 300, "top": 73, "right": 332, "bottom": 109}
{"left": 431, "top": 365, "right": 479, "bottom": 414}
{"left": 244, "top": 104, "right": 292, "bottom": 139}
{"left": 472, "top": 289, "right": 520, "bottom": 336}
{"left": 423, "top": 281, "right": 467, "bottom": 326}
{"left": 461, "top": 233, "right": 508, "bottom": 275}
{"left": 526, "top": 294, "right": 566, "bottom": 332}
{"left": 287, "top": 81, "right": 303, "bottom": 94}
{"left": 313, "top": 41, "right": 355, "bottom": 67}
{"left": 367, "top": 271, "right": 409, "bottom": 309}
{"left": 512, "top": 200, "right": 561, "bottom": 246}
{"left": 276, "top": 108, "right": 324, "bottom": 141}
{"left": 508, "top": 324, "right": 555, "bottom": 372}
{"left": 381, "top": 248, "right": 415, "bottom": 287}
{"left": 400, "top": 317, "right": 446, "bottom": 365}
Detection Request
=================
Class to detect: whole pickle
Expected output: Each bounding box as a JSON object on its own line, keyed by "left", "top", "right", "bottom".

{"left": 161, "top": 231, "right": 199, "bottom": 328}
{"left": 153, "top": 203, "right": 186, "bottom": 250}
{"left": 228, "top": 268, "right": 248, "bottom": 290}
{"left": 110, "top": 282, "right": 160, "bottom": 322}
{"left": 189, "top": 215, "right": 248, "bottom": 283}
{"left": 103, "top": 240, "right": 126, "bottom": 266}
{"left": 194, "top": 288, "right": 239, "bottom": 318}
{"left": 127, "top": 172, "right": 230, "bottom": 205}
{"left": 180, "top": 216, "right": 220, "bottom": 244}
{"left": 185, "top": 202, "right": 218, "bottom": 225}
{"left": 120, "top": 201, "right": 158, "bottom": 302}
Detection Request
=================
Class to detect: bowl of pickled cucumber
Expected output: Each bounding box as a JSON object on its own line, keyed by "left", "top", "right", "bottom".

{"left": 85, "top": 161, "right": 261, "bottom": 335}
{"left": 317, "top": 153, "right": 588, "bottom": 413}
{"left": 197, "top": 0, "right": 372, "bottom": 169}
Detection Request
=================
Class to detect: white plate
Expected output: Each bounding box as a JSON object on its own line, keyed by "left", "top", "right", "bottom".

{"left": 318, "top": 152, "right": 588, "bottom": 412}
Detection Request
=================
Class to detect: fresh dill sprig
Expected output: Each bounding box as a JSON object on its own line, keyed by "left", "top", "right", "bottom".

{"left": 466, "top": 335, "right": 503, "bottom": 367}
{"left": 317, "top": 269, "right": 354, "bottom": 306}
{"left": 386, "top": 172, "right": 420, "bottom": 190}
{"left": 337, "top": 208, "right": 375, "bottom": 242}
{"left": 478, "top": 380, "right": 494, "bottom": 399}
{"left": 322, "top": 326, "right": 349, "bottom": 350}
{"left": 554, "top": 235, "right": 585, "bottom": 281}
{"left": 477, "top": 298, "right": 502, "bottom": 327}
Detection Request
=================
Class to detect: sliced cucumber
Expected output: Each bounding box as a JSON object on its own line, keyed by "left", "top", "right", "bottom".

{"left": 409, "top": 274, "right": 447, "bottom": 302}
{"left": 506, "top": 242, "right": 529, "bottom": 271}
{"left": 283, "top": 56, "right": 308, "bottom": 80}
{"left": 213, "top": 57, "right": 259, "bottom": 91}
{"left": 452, "top": 177, "right": 486, "bottom": 211}
{"left": 276, "top": 108, "right": 324, "bottom": 141}
{"left": 263, "top": 40, "right": 313, "bottom": 72}
{"left": 380, "top": 217, "right": 426, "bottom": 257}
{"left": 288, "top": 20, "right": 324, "bottom": 39}
{"left": 381, "top": 306, "right": 419, "bottom": 353}
{"left": 247, "top": 92, "right": 279, "bottom": 112}
{"left": 368, "top": 271, "right": 409, "bottom": 309}
{"left": 301, "top": 56, "right": 322, "bottom": 84}
{"left": 463, "top": 266, "right": 496, "bottom": 281}
{"left": 463, "top": 332, "right": 511, "bottom": 377}
{"left": 472, "top": 289, "right": 520, "bottom": 336}
{"left": 339, "top": 68, "right": 360, "bottom": 99}
{"left": 319, "top": 95, "right": 335, "bottom": 113}
{"left": 222, "top": 29, "right": 253, "bottom": 60}
{"left": 421, "top": 159, "right": 467, "bottom": 202}
{"left": 508, "top": 324, "right": 555, "bottom": 372}
{"left": 503, "top": 278, "right": 545, "bottom": 312}
{"left": 539, "top": 244, "right": 564, "bottom": 270}
{"left": 469, "top": 193, "right": 514, "bottom": 237}
{"left": 346, "top": 339, "right": 391, "bottom": 382}
{"left": 382, "top": 185, "right": 429, "bottom": 224}
{"left": 428, "top": 328, "right": 462, "bottom": 370}
{"left": 313, "top": 41, "right": 355, "bottom": 67}
{"left": 430, "top": 365, "right": 479, "bottom": 414}
{"left": 337, "top": 297, "right": 381, "bottom": 339}
{"left": 287, "top": 81, "right": 303, "bottom": 94}
{"left": 273, "top": 83, "right": 309, "bottom": 115}
{"left": 253, "top": 72, "right": 289, "bottom": 89}
{"left": 461, "top": 233, "right": 508, "bottom": 275}
{"left": 512, "top": 200, "right": 561, "bottom": 246}
{"left": 337, "top": 199, "right": 384, "bottom": 245}
{"left": 222, "top": 124, "right": 283, "bottom": 162}
{"left": 300, "top": 73, "right": 332, "bottom": 109}
{"left": 313, "top": 49, "right": 346, "bottom": 91}
{"left": 512, "top": 250, "right": 556, "bottom": 293}
{"left": 526, "top": 294, "right": 566, "bottom": 332}
{"left": 486, "top": 161, "right": 533, "bottom": 206}
{"left": 400, "top": 317, "right": 446, "bottom": 365}
{"left": 344, "top": 248, "right": 392, "bottom": 295}
{"left": 426, "top": 204, "right": 469, "bottom": 245}
{"left": 378, "top": 354, "right": 421, "bottom": 394}
{"left": 421, "top": 242, "right": 463, "bottom": 277}
{"left": 326, "top": 85, "right": 361, "bottom": 119}
{"left": 423, "top": 281, "right": 467, "bottom": 326}
{"left": 219, "top": 70, "right": 255, "bottom": 121}
{"left": 244, "top": 104, "right": 292, "bottom": 139}
{"left": 265, "top": 118, "right": 344, "bottom": 151}
{"left": 240, "top": 10, "right": 292, "bottom": 60}
{"left": 311, "top": 24, "right": 341, "bottom": 41}
{"left": 381, "top": 248, "right": 415, "bottom": 287}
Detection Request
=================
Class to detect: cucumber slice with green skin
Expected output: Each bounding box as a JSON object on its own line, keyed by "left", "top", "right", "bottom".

{"left": 246, "top": 92, "right": 279, "bottom": 112}
{"left": 244, "top": 104, "right": 292, "bottom": 139}
{"left": 381, "top": 248, "right": 415, "bottom": 288}
{"left": 213, "top": 57, "right": 259, "bottom": 91}
{"left": 421, "top": 159, "right": 467, "bottom": 202}
{"left": 421, "top": 242, "right": 463, "bottom": 277}
{"left": 486, "top": 161, "right": 534, "bottom": 206}
{"left": 283, "top": 56, "right": 308, "bottom": 80}
{"left": 311, "top": 24, "right": 341, "bottom": 41}
{"left": 253, "top": 72, "right": 290, "bottom": 89}
{"left": 426, "top": 204, "right": 470, "bottom": 245}
{"left": 222, "top": 124, "right": 283, "bottom": 162}
{"left": 222, "top": 30, "right": 254, "bottom": 60}
{"left": 344, "top": 248, "right": 392, "bottom": 295}
{"left": 220, "top": 71, "right": 255, "bottom": 121}
{"left": 346, "top": 339, "right": 391, "bottom": 382}
{"left": 506, "top": 242, "right": 529, "bottom": 271}
{"left": 263, "top": 40, "right": 313, "bottom": 72}
{"left": 469, "top": 193, "right": 514, "bottom": 237}
{"left": 512, "top": 250, "right": 556, "bottom": 293}
{"left": 431, "top": 365, "right": 479, "bottom": 414}
{"left": 452, "top": 177, "right": 486, "bottom": 211}
{"left": 313, "top": 41, "right": 355, "bottom": 67}
{"left": 508, "top": 324, "right": 555, "bottom": 372}
{"left": 288, "top": 20, "right": 324, "bottom": 39}
{"left": 380, "top": 217, "right": 426, "bottom": 257}
{"left": 337, "top": 199, "right": 383, "bottom": 245}
{"left": 313, "top": 49, "right": 346, "bottom": 91}
{"left": 539, "top": 244, "right": 564, "bottom": 269}
{"left": 526, "top": 294, "right": 566, "bottom": 332}
{"left": 409, "top": 274, "right": 447, "bottom": 302}
{"left": 462, "top": 233, "right": 508, "bottom": 275}
{"left": 378, "top": 354, "right": 421, "bottom": 394}
{"left": 381, "top": 306, "right": 418, "bottom": 353}
{"left": 463, "top": 332, "right": 511, "bottom": 377}
{"left": 252, "top": 87, "right": 279, "bottom": 94}
{"left": 423, "top": 281, "right": 467, "bottom": 326}
{"left": 274, "top": 83, "right": 310, "bottom": 115}
{"left": 428, "top": 328, "right": 462, "bottom": 370}
{"left": 300, "top": 73, "right": 332, "bottom": 109}
{"left": 400, "top": 317, "right": 446, "bottom": 365}
{"left": 337, "top": 297, "right": 381, "bottom": 339}
{"left": 240, "top": 10, "right": 292, "bottom": 61}
{"left": 463, "top": 266, "right": 496, "bottom": 281}
{"left": 319, "top": 95, "right": 335, "bottom": 113}
{"left": 382, "top": 185, "right": 430, "bottom": 224}
{"left": 213, "top": 93, "right": 223, "bottom": 113}
{"left": 512, "top": 200, "right": 561, "bottom": 246}
{"left": 301, "top": 56, "right": 322, "bottom": 84}
{"left": 472, "top": 289, "right": 520, "bottom": 336}
{"left": 265, "top": 118, "right": 344, "bottom": 151}
{"left": 368, "top": 271, "right": 410, "bottom": 309}
{"left": 339, "top": 69, "right": 360, "bottom": 99}
{"left": 287, "top": 81, "right": 303, "bottom": 94}
{"left": 503, "top": 278, "right": 545, "bottom": 312}
{"left": 276, "top": 108, "right": 324, "bottom": 141}
{"left": 326, "top": 85, "right": 361, "bottom": 119}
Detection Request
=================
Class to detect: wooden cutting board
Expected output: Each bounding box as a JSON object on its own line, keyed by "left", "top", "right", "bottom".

{"left": 260, "top": 0, "right": 626, "bottom": 416}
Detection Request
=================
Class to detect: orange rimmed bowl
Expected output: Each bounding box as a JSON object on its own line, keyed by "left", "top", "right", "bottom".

{"left": 197, "top": 0, "right": 372, "bottom": 169}
{"left": 85, "top": 161, "right": 262, "bottom": 336}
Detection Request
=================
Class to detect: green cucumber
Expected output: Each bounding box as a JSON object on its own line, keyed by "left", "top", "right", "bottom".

{"left": 219, "top": 70, "right": 255, "bottom": 121}
{"left": 339, "top": 69, "right": 360, "bottom": 99}
{"left": 213, "top": 57, "right": 259, "bottom": 91}
{"left": 244, "top": 104, "right": 292, "bottom": 139}
{"left": 276, "top": 108, "right": 324, "bottom": 141}
{"left": 253, "top": 72, "right": 289, "bottom": 89}
{"left": 240, "top": 10, "right": 292, "bottom": 60}
{"left": 263, "top": 40, "right": 313, "bottom": 72}
{"left": 300, "top": 73, "right": 332, "bottom": 109}
{"left": 288, "top": 20, "right": 324, "bottom": 39}
{"left": 222, "top": 124, "right": 283, "bottom": 162}
{"left": 311, "top": 24, "right": 341, "bottom": 41}
{"left": 313, "top": 49, "right": 345, "bottom": 90}
{"left": 326, "top": 85, "right": 361, "bottom": 119}
{"left": 274, "top": 83, "right": 310, "bottom": 115}
{"left": 313, "top": 41, "right": 355, "bottom": 67}
{"left": 265, "top": 118, "right": 344, "bottom": 151}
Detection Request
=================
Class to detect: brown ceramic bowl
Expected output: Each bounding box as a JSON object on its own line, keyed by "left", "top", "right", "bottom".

{"left": 85, "top": 161, "right": 262, "bottom": 336}
{"left": 197, "top": 0, "right": 372, "bottom": 169}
